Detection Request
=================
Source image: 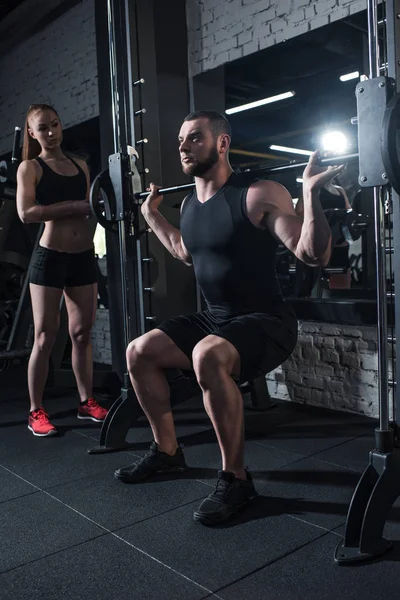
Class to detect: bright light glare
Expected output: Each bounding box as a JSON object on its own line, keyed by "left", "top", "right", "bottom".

{"left": 270, "top": 145, "right": 313, "bottom": 156}
{"left": 321, "top": 131, "right": 348, "bottom": 154}
{"left": 296, "top": 178, "right": 303, "bottom": 184}
{"left": 340, "top": 71, "right": 360, "bottom": 82}
{"left": 225, "top": 91, "right": 295, "bottom": 115}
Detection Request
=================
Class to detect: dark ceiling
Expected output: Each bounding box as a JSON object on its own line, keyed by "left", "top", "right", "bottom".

{"left": 0, "top": 0, "right": 26, "bottom": 21}
{"left": 225, "top": 8, "right": 381, "bottom": 179}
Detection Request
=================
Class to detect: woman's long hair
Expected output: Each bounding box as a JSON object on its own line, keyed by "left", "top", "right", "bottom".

{"left": 22, "top": 103, "right": 60, "bottom": 161}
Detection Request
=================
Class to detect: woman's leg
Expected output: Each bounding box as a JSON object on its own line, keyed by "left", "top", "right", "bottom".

{"left": 63, "top": 283, "right": 97, "bottom": 402}
{"left": 28, "top": 283, "right": 63, "bottom": 411}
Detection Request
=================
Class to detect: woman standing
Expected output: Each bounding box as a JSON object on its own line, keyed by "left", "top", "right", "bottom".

{"left": 16, "top": 103, "right": 107, "bottom": 436}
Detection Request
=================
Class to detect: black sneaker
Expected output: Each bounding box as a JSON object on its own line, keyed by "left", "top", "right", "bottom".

{"left": 114, "top": 441, "right": 187, "bottom": 483}
{"left": 193, "top": 470, "right": 258, "bottom": 525}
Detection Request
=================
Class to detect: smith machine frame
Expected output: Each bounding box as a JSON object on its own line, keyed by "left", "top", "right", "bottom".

{"left": 90, "top": 0, "right": 400, "bottom": 564}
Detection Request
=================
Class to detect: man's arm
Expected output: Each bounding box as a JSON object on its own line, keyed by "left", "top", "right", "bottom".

{"left": 16, "top": 160, "right": 91, "bottom": 223}
{"left": 249, "top": 152, "right": 345, "bottom": 267}
{"left": 141, "top": 184, "right": 192, "bottom": 266}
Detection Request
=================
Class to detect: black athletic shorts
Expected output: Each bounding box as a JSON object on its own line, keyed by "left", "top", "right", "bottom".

{"left": 29, "top": 245, "right": 98, "bottom": 289}
{"left": 157, "top": 303, "right": 298, "bottom": 381}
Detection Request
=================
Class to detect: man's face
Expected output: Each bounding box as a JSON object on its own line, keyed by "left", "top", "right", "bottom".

{"left": 178, "top": 118, "right": 220, "bottom": 177}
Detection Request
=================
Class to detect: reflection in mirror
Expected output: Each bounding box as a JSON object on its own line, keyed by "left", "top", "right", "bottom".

{"left": 224, "top": 9, "right": 384, "bottom": 301}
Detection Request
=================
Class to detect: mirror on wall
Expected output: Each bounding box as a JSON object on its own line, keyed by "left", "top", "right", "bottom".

{"left": 223, "top": 8, "right": 384, "bottom": 301}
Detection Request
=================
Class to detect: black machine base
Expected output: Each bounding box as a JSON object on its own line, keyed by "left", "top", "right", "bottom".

{"left": 334, "top": 538, "right": 393, "bottom": 565}
{"left": 87, "top": 386, "right": 141, "bottom": 455}
{"left": 334, "top": 442, "right": 400, "bottom": 565}
{"left": 241, "top": 377, "right": 277, "bottom": 411}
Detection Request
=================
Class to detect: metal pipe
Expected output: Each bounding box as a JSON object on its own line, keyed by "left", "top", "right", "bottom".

{"left": 107, "top": 0, "right": 130, "bottom": 350}
{"left": 368, "top": 0, "right": 380, "bottom": 79}
{"left": 375, "top": 187, "right": 390, "bottom": 430}
{"left": 366, "top": 0, "right": 390, "bottom": 434}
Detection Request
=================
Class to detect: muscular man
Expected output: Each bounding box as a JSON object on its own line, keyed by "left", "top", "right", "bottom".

{"left": 115, "top": 110, "right": 343, "bottom": 525}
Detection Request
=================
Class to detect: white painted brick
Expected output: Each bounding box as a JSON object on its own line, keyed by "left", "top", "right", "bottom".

{"left": 256, "top": 6, "right": 276, "bottom": 23}
{"left": 203, "top": 33, "right": 216, "bottom": 47}
{"left": 227, "top": 21, "right": 244, "bottom": 36}
{"left": 300, "top": 335, "right": 313, "bottom": 347}
{"left": 214, "top": 38, "right": 237, "bottom": 54}
{"left": 302, "top": 347, "right": 320, "bottom": 361}
{"left": 228, "top": 47, "right": 244, "bottom": 61}
{"left": 329, "top": 6, "right": 350, "bottom": 20}
{"left": 287, "top": 20, "right": 310, "bottom": 36}
{"left": 238, "top": 30, "right": 253, "bottom": 46}
{"left": 201, "top": 9, "right": 214, "bottom": 26}
{"left": 308, "top": 14, "right": 330, "bottom": 29}
{"left": 242, "top": 40, "right": 260, "bottom": 55}
{"left": 321, "top": 349, "right": 340, "bottom": 364}
{"left": 270, "top": 17, "right": 286, "bottom": 33}
{"left": 320, "top": 324, "right": 341, "bottom": 336}
{"left": 213, "top": 3, "right": 230, "bottom": 19}
{"left": 259, "top": 32, "right": 276, "bottom": 50}
{"left": 275, "top": 0, "right": 292, "bottom": 17}
{"left": 253, "top": 23, "right": 272, "bottom": 40}
{"left": 287, "top": 8, "right": 306, "bottom": 23}
{"left": 315, "top": 0, "right": 338, "bottom": 14}
{"left": 303, "top": 376, "right": 325, "bottom": 390}
{"left": 361, "top": 355, "right": 378, "bottom": 371}
{"left": 0, "top": 0, "right": 98, "bottom": 155}
{"left": 348, "top": 0, "right": 368, "bottom": 15}
{"left": 315, "top": 364, "right": 335, "bottom": 377}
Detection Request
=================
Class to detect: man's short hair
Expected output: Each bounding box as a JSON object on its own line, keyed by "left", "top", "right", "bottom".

{"left": 183, "top": 110, "right": 232, "bottom": 139}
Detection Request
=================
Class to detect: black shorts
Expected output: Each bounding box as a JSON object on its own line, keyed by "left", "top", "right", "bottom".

{"left": 29, "top": 245, "right": 98, "bottom": 289}
{"left": 157, "top": 304, "right": 298, "bottom": 381}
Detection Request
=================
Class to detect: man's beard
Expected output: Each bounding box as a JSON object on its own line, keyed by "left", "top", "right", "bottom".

{"left": 183, "top": 145, "right": 219, "bottom": 177}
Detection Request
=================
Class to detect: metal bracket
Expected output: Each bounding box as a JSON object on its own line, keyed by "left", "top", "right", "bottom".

{"left": 356, "top": 76, "right": 394, "bottom": 187}
{"left": 108, "top": 152, "right": 132, "bottom": 220}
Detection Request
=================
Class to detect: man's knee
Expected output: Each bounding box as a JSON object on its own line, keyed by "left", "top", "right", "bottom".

{"left": 126, "top": 330, "right": 171, "bottom": 372}
{"left": 192, "top": 336, "right": 233, "bottom": 387}
{"left": 126, "top": 335, "right": 151, "bottom": 371}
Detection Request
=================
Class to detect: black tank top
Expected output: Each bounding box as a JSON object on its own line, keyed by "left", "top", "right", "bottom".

{"left": 180, "top": 172, "right": 284, "bottom": 318}
{"left": 35, "top": 156, "right": 87, "bottom": 205}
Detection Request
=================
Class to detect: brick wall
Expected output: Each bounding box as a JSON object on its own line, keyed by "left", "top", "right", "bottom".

{"left": 0, "top": 0, "right": 98, "bottom": 156}
{"left": 266, "top": 321, "right": 392, "bottom": 419}
{"left": 91, "top": 308, "right": 112, "bottom": 365}
{"left": 186, "top": 0, "right": 367, "bottom": 76}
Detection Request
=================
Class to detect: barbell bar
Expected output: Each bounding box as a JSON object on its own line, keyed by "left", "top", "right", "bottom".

{"left": 134, "top": 153, "right": 359, "bottom": 200}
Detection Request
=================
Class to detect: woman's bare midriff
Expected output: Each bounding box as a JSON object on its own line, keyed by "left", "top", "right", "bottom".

{"left": 40, "top": 217, "right": 94, "bottom": 253}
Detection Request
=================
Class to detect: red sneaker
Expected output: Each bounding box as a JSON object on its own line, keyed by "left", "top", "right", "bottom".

{"left": 77, "top": 398, "right": 108, "bottom": 422}
{"left": 28, "top": 408, "right": 58, "bottom": 437}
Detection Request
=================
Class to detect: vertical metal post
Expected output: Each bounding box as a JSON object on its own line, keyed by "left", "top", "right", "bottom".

{"left": 107, "top": 0, "right": 131, "bottom": 352}
{"left": 368, "top": 0, "right": 380, "bottom": 78}
{"left": 374, "top": 186, "right": 390, "bottom": 431}
{"left": 367, "top": 0, "right": 391, "bottom": 435}
{"left": 386, "top": 0, "right": 400, "bottom": 435}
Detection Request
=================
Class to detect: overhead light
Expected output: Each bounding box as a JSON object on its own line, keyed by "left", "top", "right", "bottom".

{"left": 321, "top": 131, "right": 348, "bottom": 154}
{"left": 340, "top": 71, "right": 360, "bottom": 82}
{"left": 270, "top": 144, "right": 313, "bottom": 156}
{"left": 225, "top": 91, "right": 295, "bottom": 115}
